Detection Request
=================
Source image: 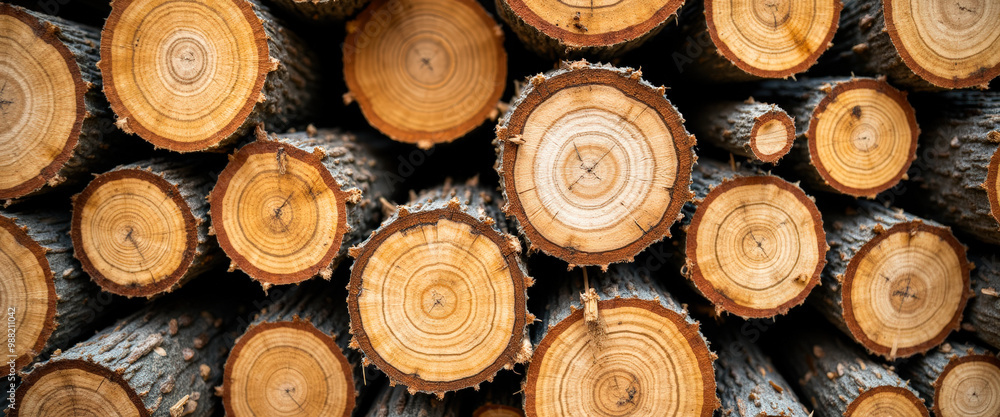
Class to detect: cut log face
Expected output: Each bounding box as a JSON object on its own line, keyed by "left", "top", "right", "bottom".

{"left": 497, "top": 62, "right": 694, "bottom": 266}
{"left": 474, "top": 405, "right": 524, "bottom": 417}
{"left": 750, "top": 109, "right": 797, "bottom": 162}
{"left": 496, "top": 0, "right": 683, "bottom": 57}
{"left": 525, "top": 266, "right": 717, "bottom": 417}
{"left": 343, "top": 0, "right": 506, "bottom": 147}
{"left": 71, "top": 169, "right": 198, "bottom": 297}
{"left": 348, "top": 185, "right": 530, "bottom": 393}
{"left": 705, "top": 0, "right": 841, "bottom": 78}
{"left": 225, "top": 321, "right": 355, "bottom": 417}
{"left": 0, "top": 215, "right": 56, "bottom": 371}
{"left": 13, "top": 359, "right": 148, "bottom": 416}
{"left": 843, "top": 386, "right": 929, "bottom": 416}
{"left": 686, "top": 175, "right": 826, "bottom": 318}
{"left": 0, "top": 5, "right": 87, "bottom": 199}
{"left": 933, "top": 353, "right": 1000, "bottom": 417}
{"left": 99, "top": 0, "right": 271, "bottom": 151}
{"left": 807, "top": 78, "right": 918, "bottom": 197}
{"left": 843, "top": 221, "right": 969, "bottom": 358}
{"left": 883, "top": 0, "right": 1000, "bottom": 89}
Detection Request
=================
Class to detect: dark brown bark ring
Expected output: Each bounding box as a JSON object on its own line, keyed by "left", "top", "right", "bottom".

{"left": 11, "top": 359, "right": 149, "bottom": 417}
{"left": 988, "top": 145, "right": 1000, "bottom": 228}
{"left": 0, "top": 215, "right": 57, "bottom": 371}
{"left": 749, "top": 109, "right": 796, "bottom": 163}
{"left": 932, "top": 353, "right": 1000, "bottom": 417}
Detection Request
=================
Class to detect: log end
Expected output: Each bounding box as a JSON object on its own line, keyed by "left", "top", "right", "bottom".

{"left": 749, "top": 108, "right": 796, "bottom": 163}
{"left": 10, "top": 359, "right": 149, "bottom": 417}
{"left": 931, "top": 353, "right": 1000, "bottom": 417}
{"left": 0, "top": 215, "right": 58, "bottom": 371}
{"left": 842, "top": 221, "right": 971, "bottom": 359}
{"left": 806, "top": 78, "right": 918, "bottom": 198}
{"left": 685, "top": 175, "right": 825, "bottom": 318}
{"left": 210, "top": 139, "right": 351, "bottom": 285}
{"left": 223, "top": 320, "right": 356, "bottom": 417}
{"left": 71, "top": 168, "right": 198, "bottom": 297}
{"left": 100, "top": 0, "right": 271, "bottom": 151}
{"left": 0, "top": 4, "right": 88, "bottom": 200}
{"left": 844, "top": 386, "right": 929, "bottom": 417}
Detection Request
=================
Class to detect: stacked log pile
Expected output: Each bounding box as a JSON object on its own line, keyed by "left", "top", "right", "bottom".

{"left": 3, "top": 0, "right": 999, "bottom": 415}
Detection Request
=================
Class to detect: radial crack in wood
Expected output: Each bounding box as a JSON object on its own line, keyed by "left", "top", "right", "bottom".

{"left": 0, "top": 4, "right": 116, "bottom": 201}
{"left": 343, "top": 0, "right": 506, "bottom": 147}
{"left": 495, "top": 0, "right": 684, "bottom": 58}
{"left": 0, "top": 210, "right": 120, "bottom": 372}
{"left": 210, "top": 128, "right": 389, "bottom": 285}
{"left": 347, "top": 183, "right": 531, "bottom": 394}
{"left": 224, "top": 283, "right": 368, "bottom": 417}
{"left": 814, "top": 202, "right": 972, "bottom": 359}
{"left": 71, "top": 159, "right": 219, "bottom": 297}
{"left": 684, "top": 159, "right": 827, "bottom": 318}
{"left": 704, "top": 0, "right": 842, "bottom": 79}
{"left": 496, "top": 61, "right": 695, "bottom": 266}
{"left": 752, "top": 77, "right": 919, "bottom": 198}
{"left": 524, "top": 264, "right": 718, "bottom": 417}
{"left": 99, "top": 0, "right": 318, "bottom": 151}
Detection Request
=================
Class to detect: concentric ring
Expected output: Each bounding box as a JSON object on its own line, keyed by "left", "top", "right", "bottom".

{"left": 348, "top": 209, "right": 527, "bottom": 392}
{"left": 0, "top": 215, "right": 57, "bottom": 371}
{"left": 706, "top": 0, "right": 841, "bottom": 77}
{"left": 934, "top": 354, "right": 1000, "bottom": 417}
{"left": 525, "top": 299, "right": 715, "bottom": 417}
{"left": 210, "top": 140, "right": 348, "bottom": 285}
{"left": 842, "top": 222, "right": 970, "bottom": 358}
{"left": 344, "top": 0, "right": 506, "bottom": 145}
{"left": 807, "top": 78, "right": 918, "bottom": 197}
{"left": 100, "top": 0, "right": 270, "bottom": 151}
{"left": 224, "top": 321, "right": 355, "bottom": 417}
{"left": 0, "top": 5, "right": 86, "bottom": 199}
{"left": 72, "top": 169, "right": 196, "bottom": 296}
{"left": 11, "top": 359, "right": 148, "bottom": 417}
{"left": 884, "top": 0, "right": 1000, "bottom": 88}
{"left": 687, "top": 176, "right": 825, "bottom": 317}
{"left": 503, "top": 0, "right": 684, "bottom": 48}
{"left": 845, "top": 386, "right": 929, "bottom": 417}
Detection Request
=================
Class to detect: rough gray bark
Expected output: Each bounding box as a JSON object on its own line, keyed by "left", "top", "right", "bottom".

{"left": 831, "top": 0, "right": 935, "bottom": 90}
{"left": 0, "top": 4, "right": 118, "bottom": 202}
{"left": 773, "top": 328, "right": 927, "bottom": 417}
{"left": 912, "top": 91, "right": 1000, "bottom": 244}
{"left": 689, "top": 99, "right": 794, "bottom": 163}
{"left": 899, "top": 340, "right": 997, "bottom": 415}
{"left": 72, "top": 158, "right": 222, "bottom": 297}
{"left": 675, "top": 3, "right": 761, "bottom": 83}
{"left": 813, "top": 201, "right": 970, "bottom": 359}
{"left": 363, "top": 384, "right": 460, "bottom": 417}
{"left": 0, "top": 210, "right": 122, "bottom": 372}
{"left": 968, "top": 250, "right": 1000, "bottom": 350}
{"left": 268, "top": 0, "right": 367, "bottom": 21}
{"left": 710, "top": 323, "right": 809, "bottom": 417}
{"left": 14, "top": 293, "right": 246, "bottom": 417}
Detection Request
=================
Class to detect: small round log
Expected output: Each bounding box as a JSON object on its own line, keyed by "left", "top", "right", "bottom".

{"left": 814, "top": 201, "right": 972, "bottom": 359}
{"left": 683, "top": 159, "right": 827, "bottom": 318}
{"left": 496, "top": 60, "right": 695, "bottom": 267}
{"left": 209, "top": 127, "right": 389, "bottom": 286}
{"left": 343, "top": 0, "right": 506, "bottom": 148}
{"left": 99, "top": 0, "right": 318, "bottom": 152}
{"left": 524, "top": 264, "right": 718, "bottom": 417}
{"left": 71, "top": 159, "right": 220, "bottom": 297}
{"left": 689, "top": 98, "right": 796, "bottom": 163}
{"left": 901, "top": 341, "right": 1000, "bottom": 417}
{"left": 224, "top": 283, "right": 366, "bottom": 417}
{"left": 347, "top": 182, "right": 532, "bottom": 395}
{"left": 752, "top": 77, "right": 919, "bottom": 198}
